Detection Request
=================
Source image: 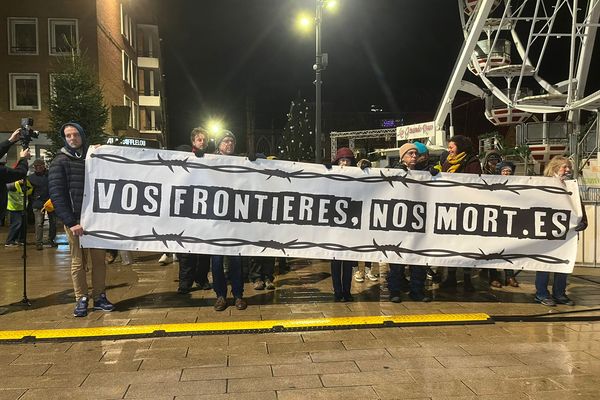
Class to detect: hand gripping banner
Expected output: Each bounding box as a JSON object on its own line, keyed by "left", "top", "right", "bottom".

{"left": 80, "top": 146, "right": 583, "bottom": 273}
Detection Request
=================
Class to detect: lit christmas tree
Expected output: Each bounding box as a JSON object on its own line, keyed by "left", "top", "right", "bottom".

{"left": 281, "top": 94, "right": 314, "bottom": 161}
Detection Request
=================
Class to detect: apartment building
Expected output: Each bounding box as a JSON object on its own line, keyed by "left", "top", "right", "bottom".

{"left": 0, "top": 0, "right": 167, "bottom": 161}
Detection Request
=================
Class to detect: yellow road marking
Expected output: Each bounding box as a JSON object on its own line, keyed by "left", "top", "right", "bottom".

{"left": 0, "top": 313, "right": 491, "bottom": 342}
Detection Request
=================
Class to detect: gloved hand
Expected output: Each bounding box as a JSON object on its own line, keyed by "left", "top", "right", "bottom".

{"left": 194, "top": 149, "right": 205, "bottom": 158}
{"left": 247, "top": 152, "right": 257, "bottom": 161}
{"left": 356, "top": 159, "right": 372, "bottom": 170}
{"left": 324, "top": 163, "right": 333, "bottom": 170}
{"left": 429, "top": 166, "right": 440, "bottom": 176}
{"left": 575, "top": 219, "right": 588, "bottom": 232}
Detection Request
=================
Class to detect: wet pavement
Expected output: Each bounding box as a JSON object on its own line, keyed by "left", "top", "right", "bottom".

{"left": 1, "top": 228, "right": 600, "bottom": 399}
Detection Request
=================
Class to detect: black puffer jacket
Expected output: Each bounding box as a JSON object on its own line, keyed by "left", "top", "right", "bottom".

{"left": 48, "top": 123, "right": 87, "bottom": 228}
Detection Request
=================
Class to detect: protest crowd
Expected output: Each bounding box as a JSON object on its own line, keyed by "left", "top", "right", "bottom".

{"left": 1, "top": 122, "right": 588, "bottom": 317}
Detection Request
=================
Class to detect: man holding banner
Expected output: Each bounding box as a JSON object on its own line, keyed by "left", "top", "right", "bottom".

{"left": 210, "top": 130, "right": 246, "bottom": 311}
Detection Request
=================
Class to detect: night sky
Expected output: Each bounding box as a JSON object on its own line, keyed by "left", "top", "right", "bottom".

{"left": 155, "top": 1, "right": 600, "bottom": 149}
{"left": 156, "top": 1, "right": 464, "bottom": 146}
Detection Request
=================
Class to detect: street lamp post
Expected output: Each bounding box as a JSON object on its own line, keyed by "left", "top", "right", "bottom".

{"left": 314, "top": 1, "right": 323, "bottom": 163}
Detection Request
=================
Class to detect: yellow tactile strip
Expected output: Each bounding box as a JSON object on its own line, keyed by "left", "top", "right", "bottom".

{"left": 0, "top": 313, "right": 491, "bottom": 342}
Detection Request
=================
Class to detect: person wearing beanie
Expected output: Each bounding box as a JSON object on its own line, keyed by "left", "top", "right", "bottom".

{"left": 496, "top": 161, "right": 516, "bottom": 175}
{"left": 332, "top": 147, "right": 355, "bottom": 166}
{"left": 215, "top": 130, "right": 236, "bottom": 155}
{"left": 210, "top": 129, "right": 247, "bottom": 311}
{"left": 440, "top": 135, "right": 482, "bottom": 292}
{"left": 49, "top": 123, "right": 115, "bottom": 317}
{"left": 388, "top": 144, "right": 431, "bottom": 303}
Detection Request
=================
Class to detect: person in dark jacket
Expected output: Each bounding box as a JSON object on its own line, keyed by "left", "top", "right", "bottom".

{"left": 29, "top": 159, "right": 56, "bottom": 250}
{"left": 0, "top": 129, "right": 30, "bottom": 185}
{"left": 388, "top": 143, "right": 431, "bottom": 303}
{"left": 211, "top": 129, "right": 247, "bottom": 311}
{"left": 174, "top": 129, "right": 212, "bottom": 294}
{"left": 329, "top": 147, "right": 358, "bottom": 302}
{"left": 440, "top": 135, "right": 482, "bottom": 291}
{"left": 48, "top": 122, "right": 114, "bottom": 317}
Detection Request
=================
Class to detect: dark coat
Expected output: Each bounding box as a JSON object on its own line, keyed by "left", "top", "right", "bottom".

{"left": 0, "top": 140, "right": 28, "bottom": 184}
{"left": 48, "top": 123, "right": 87, "bottom": 228}
{"left": 28, "top": 171, "right": 50, "bottom": 209}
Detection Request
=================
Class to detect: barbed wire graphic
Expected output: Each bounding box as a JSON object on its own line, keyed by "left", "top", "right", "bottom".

{"left": 84, "top": 229, "right": 569, "bottom": 265}
{"left": 90, "top": 153, "right": 572, "bottom": 196}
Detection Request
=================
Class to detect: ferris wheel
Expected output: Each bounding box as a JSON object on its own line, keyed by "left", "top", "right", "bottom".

{"left": 434, "top": 0, "right": 600, "bottom": 168}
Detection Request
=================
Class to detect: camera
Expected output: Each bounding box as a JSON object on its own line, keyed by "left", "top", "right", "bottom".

{"left": 19, "top": 117, "right": 39, "bottom": 149}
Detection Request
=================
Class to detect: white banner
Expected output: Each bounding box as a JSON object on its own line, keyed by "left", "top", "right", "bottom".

{"left": 81, "top": 146, "right": 583, "bottom": 273}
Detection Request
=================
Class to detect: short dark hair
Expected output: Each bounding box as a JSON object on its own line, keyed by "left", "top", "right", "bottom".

{"left": 449, "top": 135, "right": 474, "bottom": 155}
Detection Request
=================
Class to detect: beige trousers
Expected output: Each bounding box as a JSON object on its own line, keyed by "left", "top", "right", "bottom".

{"left": 64, "top": 225, "right": 107, "bottom": 301}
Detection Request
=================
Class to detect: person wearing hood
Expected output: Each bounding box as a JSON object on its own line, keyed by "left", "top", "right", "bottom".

{"left": 481, "top": 150, "right": 502, "bottom": 175}
{"left": 48, "top": 122, "right": 115, "bottom": 317}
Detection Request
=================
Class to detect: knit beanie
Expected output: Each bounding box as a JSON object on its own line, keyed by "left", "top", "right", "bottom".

{"left": 333, "top": 147, "right": 355, "bottom": 164}
{"left": 414, "top": 142, "right": 428, "bottom": 155}
{"left": 214, "top": 130, "right": 236, "bottom": 149}
{"left": 399, "top": 143, "right": 417, "bottom": 160}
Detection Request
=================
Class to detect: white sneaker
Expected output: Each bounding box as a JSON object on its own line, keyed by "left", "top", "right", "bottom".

{"left": 365, "top": 271, "right": 379, "bottom": 281}
{"left": 158, "top": 254, "right": 170, "bottom": 265}
{"left": 354, "top": 271, "right": 364, "bottom": 282}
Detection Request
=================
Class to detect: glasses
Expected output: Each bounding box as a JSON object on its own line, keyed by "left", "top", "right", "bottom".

{"left": 405, "top": 151, "right": 417, "bottom": 157}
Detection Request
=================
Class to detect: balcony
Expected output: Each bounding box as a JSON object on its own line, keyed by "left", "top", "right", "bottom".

{"left": 138, "top": 56, "right": 159, "bottom": 69}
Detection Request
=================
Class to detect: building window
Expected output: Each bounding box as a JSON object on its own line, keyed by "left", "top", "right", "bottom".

{"left": 9, "top": 73, "right": 41, "bottom": 110}
{"left": 120, "top": 4, "right": 136, "bottom": 49}
{"left": 49, "top": 18, "right": 78, "bottom": 55}
{"left": 8, "top": 17, "right": 38, "bottom": 55}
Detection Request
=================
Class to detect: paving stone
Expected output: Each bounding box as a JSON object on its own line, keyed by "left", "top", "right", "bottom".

{"left": 356, "top": 357, "right": 444, "bottom": 371}
{"left": 126, "top": 379, "right": 226, "bottom": 397}
{"left": 321, "top": 369, "right": 414, "bottom": 386}
{"left": 228, "top": 352, "right": 312, "bottom": 366}
{"left": 435, "top": 354, "right": 525, "bottom": 368}
{"left": 181, "top": 365, "right": 272, "bottom": 380}
{"left": 18, "top": 386, "right": 128, "bottom": 400}
{"left": 309, "top": 348, "right": 391, "bottom": 362}
{"left": 82, "top": 369, "right": 182, "bottom": 387}
{"left": 373, "top": 380, "right": 474, "bottom": 399}
{"left": 277, "top": 386, "right": 379, "bottom": 400}
{"left": 272, "top": 361, "right": 359, "bottom": 376}
{"left": 463, "top": 377, "right": 563, "bottom": 395}
{"left": 0, "top": 389, "right": 26, "bottom": 400}
{"left": 268, "top": 341, "right": 344, "bottom": 353}
{"left": 227, "top": 375, "right": 323, "bottom": 392}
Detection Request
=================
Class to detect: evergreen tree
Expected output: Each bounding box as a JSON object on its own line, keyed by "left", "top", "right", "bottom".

{"left": 280, "top": 94, "right": 313, "bottom": 161}
{"left": 48, "top": 51, "right": 108, "bottom": 158}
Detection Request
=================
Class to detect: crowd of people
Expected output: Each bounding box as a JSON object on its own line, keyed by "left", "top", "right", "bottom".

{"left": 1, "top": 122, "right": 586, "bottom": 317}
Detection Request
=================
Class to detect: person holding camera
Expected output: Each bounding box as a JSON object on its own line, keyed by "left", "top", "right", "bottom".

{"left": 49, "top": 122, "right": 114, "bottom": 317}
{"left": 0, "top": 129, "right": 31, "bottom": 185}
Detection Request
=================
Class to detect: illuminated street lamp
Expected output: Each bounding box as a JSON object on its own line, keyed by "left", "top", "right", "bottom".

{"left": 296, "top": 0, "right": 338, "bottom": 163}
{"left": 207, "top": 119, "right": 223, "bottom": 135}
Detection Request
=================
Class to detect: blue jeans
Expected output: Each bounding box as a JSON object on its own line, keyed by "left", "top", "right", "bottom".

{"left": 6, "top": 210, "right": 25, "bottom": 244}
{"left": 211, "top": 255, "right": 243, "bottom": 298}
{"left": 389, "top": 264, "right": 427, "bottom": 297}
{"left": 535, "top": 271, "right": 568, "bottom": 299}
{"left": 330, "top": 260, "right": 355, "bottom": 298}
